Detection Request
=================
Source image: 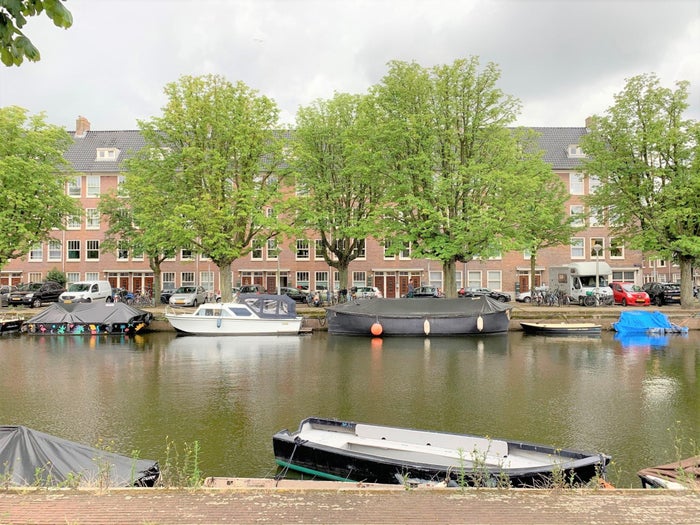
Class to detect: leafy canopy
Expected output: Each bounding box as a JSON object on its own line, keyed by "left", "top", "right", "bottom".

{"left": 0, "top": 0, "right": 73, "bottom": 66}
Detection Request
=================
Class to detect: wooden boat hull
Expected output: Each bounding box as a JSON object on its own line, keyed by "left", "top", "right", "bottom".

{"left": 273, "top": 417, "right": 610, "bottom": 488}
{"left": 638, "top": 456, "right": 700, "bottom": 489}
{"left": 520, "top": 322, "right": 601, "bottom": 336}
{"left": 326, "top": 297, "right": 511, "bottom": 337}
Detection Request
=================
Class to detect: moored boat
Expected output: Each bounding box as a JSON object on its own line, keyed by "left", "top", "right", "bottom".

{"left": 22, "top": 301, "right": 152, "bottom": 335}
{"left": 0, "top": 314, "right": 23, "bottom": 334}
{"left": 612, "top": 310, "right": 689, "bottom": 335}
{"left": 325, "top": 296, "right": 511, "bottom": 336}
{"left": 520, "top": 321, "right": 602, "bottom": 336}
{"left": 165, "top": 293, "right": 302, "bottom": 335}
{"left": 638, "top": 456, "right": 700, "bottom": 489}
{"left": 273, "top": 417, "right": 610, "bottom": 488}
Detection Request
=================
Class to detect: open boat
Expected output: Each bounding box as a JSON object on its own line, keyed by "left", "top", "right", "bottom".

{"left": 638, "top": 456, "right": 700, "bottom": 489}
{"left": 325, "top": 296, "right": 511, "bottom": 337}
{"left": 22, "top": 302, "right": 152, "bottom": 335}
{"left": 165, "top": 293, "right": 302, "bottom": 335}
{"left": 520, "top": 322, "right": 601, "bottom": 336}
{"left": 0, "top": 313, "right": 23, "bottom": 334}
{"left": 273, "top": 417, "right": 610, "bottom": 488}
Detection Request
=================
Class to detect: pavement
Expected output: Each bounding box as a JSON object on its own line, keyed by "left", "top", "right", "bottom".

{"left": 1, "top": 479, "right": 699, "bottom": 525}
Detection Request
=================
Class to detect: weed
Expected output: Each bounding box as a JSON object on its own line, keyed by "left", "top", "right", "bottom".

{"left": 158, "top": 437, "right": 204, "bottom": 488}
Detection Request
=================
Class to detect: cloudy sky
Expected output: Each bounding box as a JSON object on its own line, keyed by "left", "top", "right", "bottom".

{"left": 2, "top": 0, "right": 698, "bottom": 131}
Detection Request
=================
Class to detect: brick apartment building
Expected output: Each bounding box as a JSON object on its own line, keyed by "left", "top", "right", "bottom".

{"left": 0, "top": 116, "right": 681, "bottom": 298}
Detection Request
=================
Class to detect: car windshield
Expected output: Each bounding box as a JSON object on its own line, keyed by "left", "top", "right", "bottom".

{"left": 621, "top": 284, "right": 641, "bottom": 292}
{"left": 68, "top": 283, "right": 91, "bottom": 292}
{"left": 18, "top": 283, "right": 42, "bottom": 291}
{"left": 175, "top": 287, "right": 195, "bottom": 294}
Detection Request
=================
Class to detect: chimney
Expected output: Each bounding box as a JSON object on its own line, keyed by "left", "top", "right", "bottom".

{"left": 75, "top": 115, "right": 91, "bottom": 137}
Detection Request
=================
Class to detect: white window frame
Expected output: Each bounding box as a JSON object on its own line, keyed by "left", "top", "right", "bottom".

{"left": 296, "top": 239, "right": 310, "bottom": 260}
{"left": 570, "top": 237, "right": 585, "bottom": 259}
{"left": 67, "top": 240, "right": 80, "bottom": 261}
{"left": 66, "top": 214, "right": 81, "bottom": 230}
{"left": 67, "top": 177, "right": 81, "bottom": 197}
{"left": 570, "top": 205, "right": 585, "bottom": 227}
{"left": 86, "top": 240, "right": 100, "bottom": 261}
{"left": 86, "top": 208, "right": 100, "bottom": 229}
{"left": 569, "top": 173, "right": 584, "bottom": 195}
{"left": 29, "top": 243, "right": 42, "bottom": 261}
{"left": 486, "top": 271, "right": 503, "bottom": 291}
{"left": 86, "top": 175, "right": 100, "bottom": 197}
{"left": 48, "top": 240, "right": 61, "bottom": 261}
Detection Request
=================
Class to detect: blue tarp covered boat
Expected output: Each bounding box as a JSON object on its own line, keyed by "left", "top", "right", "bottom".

{"left": 612, "top": 310, "right": 688, "bottom": 335}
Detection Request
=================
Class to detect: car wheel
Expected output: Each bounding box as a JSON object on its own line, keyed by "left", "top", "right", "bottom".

{"left": 32, "top": 298, "right": 42, "bottom": 308}
{"left": 193, "top": 300, "right": 198, "bottom": 307}
{"left": 523, "top": 297, "right": 531, "bottom": 303}
{"left": 621, "top": 298, "right": 627, "bottom": 307}
{"left": 655, "top": 296, "right": 663, "bottom": 307}
{"left": 497, "top": 296, "right": 507, "bottom": 302}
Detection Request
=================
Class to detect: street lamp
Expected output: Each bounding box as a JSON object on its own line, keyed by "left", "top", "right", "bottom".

{"left": 593, "top": 244, "right": 602, "bottom": 294}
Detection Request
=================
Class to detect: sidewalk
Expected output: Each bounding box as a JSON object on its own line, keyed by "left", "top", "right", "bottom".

{"left": 1, "top": 481, "right": 699, "bottom": 525}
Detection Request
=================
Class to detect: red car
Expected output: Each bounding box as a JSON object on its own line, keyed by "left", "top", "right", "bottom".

{"left": 610, "top": 282, "right": 650, "bottom": 306}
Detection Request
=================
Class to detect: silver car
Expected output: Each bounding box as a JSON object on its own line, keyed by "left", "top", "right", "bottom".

{"left": 168, "top": 286, "right": 207, "bottom": 307}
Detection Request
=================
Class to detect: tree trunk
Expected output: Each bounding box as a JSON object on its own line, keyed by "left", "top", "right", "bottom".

{"left": 442, "top": 258, "right": 457, "bottom": 298}
{"left": 218, "top": 261, "right": 234, "bottom": 302}
{"left": 149, "top": 260, "right": 162, "bottom": 306}
{"left": 529, "top": 251, "right": 537, "bottom": 292}
{"left": 679, "top": 255, "right": 694, "bottom": 308}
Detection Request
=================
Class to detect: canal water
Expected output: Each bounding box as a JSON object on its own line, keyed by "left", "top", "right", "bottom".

{"left": 0, "top": 330, "right": 697, "bottom": 488}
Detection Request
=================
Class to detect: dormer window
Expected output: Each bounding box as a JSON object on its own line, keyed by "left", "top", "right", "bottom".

{"left": 567, "top": 144, "right": 585, "bottom": 158}
{"left": 95, "top": 148, "right": 120, "bottom": 161}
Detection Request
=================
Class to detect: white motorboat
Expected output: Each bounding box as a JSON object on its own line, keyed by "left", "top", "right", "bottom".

{"left": 165, "top": 293, "right": 303, "bottom": 335}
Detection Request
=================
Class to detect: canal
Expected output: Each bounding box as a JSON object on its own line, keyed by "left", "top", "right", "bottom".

{"left": 0, "top": 330, "right": 697, "bottom": 488}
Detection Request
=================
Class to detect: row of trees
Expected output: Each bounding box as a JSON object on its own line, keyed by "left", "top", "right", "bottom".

{"left": 1, "top": 61, "right": 697, "bottom": 305}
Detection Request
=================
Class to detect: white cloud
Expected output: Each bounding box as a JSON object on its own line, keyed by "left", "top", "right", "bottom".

{"left": 1, "top": 0, "right": 698, "bottom": 130}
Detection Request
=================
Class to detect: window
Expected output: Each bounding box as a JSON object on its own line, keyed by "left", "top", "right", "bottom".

{"left": 180, "top": 249, "right": 193, "bottom": 261}
{"left": 67, "top": 240, "right": 80, "bottom": 260}
{"left": 86, "top": 208, "right": 100, "bottom": 229}
{"left": 355, "top": 239, "right": 366, "bottom": 260}
{"left": 131, "top": 248, "right": 144, "bottom": 261}
{"left": 95, "top": 148, "right": 119, "bottom": 161}
{"left": 589, "top": 206, "right": 603, "bottom": 227}
{"left": 567, "top": 145, "right": 585, "bottom": 158}
{"left": 162, "top": 272, "right": 175, "bottom": 290}
{"left": 314, "top": 240, "right": 325, "bottom": 261}
{"left": 29, "top": 244, "right": 42, "bottom": 261}
{"left": 455, "top": 271, "right": 463, "bottom": 291}
{"left": 66, "top": 214, "right": 81, "bottom": 230}
{"left": 383, "top": 241, "right": 396, "bottom": 260}
{"left": 200, "top": 271, "right": 214, "bottom": 292}
{"left": 296, "top": 271, "right": 309, "bottom": 289}
{"left": 569, "top": 173, "right": 584, "bottom": 195}
{"left": 86, "top": 175, "right": 100, "bottom": 197}
{"left": 315, "top": 271, "right": 328, "bottom": 291}
{"left": 67, "top": 177, "right": 81, "bottom": 197}
{"left": 467, "top": 271, "right": 482, "bottom": 288}
{"left": 117, "top": 241, "right": 129, "bottom": 260}
{"left": 296, "top": 240, "right": 309, "bottom": 260}
{"left": 85, "top": 272, "right": 99, "bottom": 281}
{"left": 487, "top": 271, "right": 502, "bottom": 291}
{"left": 266, "top": 239, "right": 278, "bottom": 260}
{"left": 570, "top": 237, "right": 584, "bottom": 258}
{"left": 65, "top": 272, "right": 80, "bottom": 283}
{"left": 588, "top": 175, "right": 601, "bottom": 194}
{"left": 590, "top": 238, "right": 604, "bottom": 258}
{"left": 86, "top": 240, "right": 100, "bottom": 260}
{"left": 48, "top": 240, "right": 61, "bottom": 261}
{"left": 181, "top": 272, "right": 195, "bottom": 286}
{"left": 117, "top": 175, "right": 127, "bottom": 197}
{"left": 569, "top": 205, "right": 585, "bottom": 227}
{"left": 399, "top": 243, "right": 411, "bottom": 260}
{"left": 251, "top": 240, "right": 263, "bottom": 260}
{"left": 352, "top": 271, "right": 366, "bottom": 288}
{"left": 609, "top": 238, "right": 623, "bottom": 258}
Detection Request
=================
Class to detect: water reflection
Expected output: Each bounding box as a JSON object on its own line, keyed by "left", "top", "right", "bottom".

{"left": 0, "top": 330, "right": 697, "bottom": 487}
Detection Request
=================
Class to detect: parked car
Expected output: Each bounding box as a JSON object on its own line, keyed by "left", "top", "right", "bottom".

{"left": 59, "top": 280, "right": 112, "bottom": 304}
{"left": 168, "top": 285, "right": 207, "bottom": 307}
{"left": 515, "top": 286, "right": 548, "bottom": 303}
{"left": 0, "top": 285, "right": 17, "bottom": 307}
{"left": 411, "top": 286, "right": 444, "bottom": 298}
{"left": 160, "top": 286, "right": 176, "bottom": 304}
{"left": 239, "top": 284, "right": 267, "bottom": 294}
{"left": 642, "top": 282, "right": 681, "bottom": 306}
{"left": 459, "top": 287, "right": 511, "bottom": 302}
{"left": 7, "top": 281, "right": 65, "bottom": 308}
{"left": 609, "top": 282, "right": 650, "bottom": 307}
{"left": 280, "top": 286, "right": 310, "bottom": 303}
{"left": 352, "top": 286, "right": 383, "bottom": 299}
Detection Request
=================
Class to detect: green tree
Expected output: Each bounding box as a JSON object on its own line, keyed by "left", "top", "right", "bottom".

{"left": 290, "top": 92, "right": 386, "bottom": 292}
{"left": 1, "top": 0, "right": 73, "bottom": 66}
{"left": 0, "top": 106, "right": 80, "bottom": 268}
{"left": 581, "top": 74, "right": 700, "bottom": 307}
{"left": 372, "top": 58, "right": 534, "bottom": 298}
{"left": 133, "top": 74, "right": 286, "bottom": 302}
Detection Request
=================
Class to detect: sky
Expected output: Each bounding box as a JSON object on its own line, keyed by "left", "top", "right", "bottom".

{"left": 1, "top": 0, "right": 699, "bottom": 131}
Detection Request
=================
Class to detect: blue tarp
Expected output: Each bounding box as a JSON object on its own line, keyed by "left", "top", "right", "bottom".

{"left": 612, "top": 310, "right": 688, "bottom": 335}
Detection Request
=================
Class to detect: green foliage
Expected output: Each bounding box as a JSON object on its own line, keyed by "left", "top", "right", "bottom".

{"left": 0, "top": 106, "right": 80, "bottom": 268}
{"left": 581, "top": 73, "right": 700, "bottom": 305}
{"left": 371, "top": 57, "right": 537, "bottom": 296}
{"left": 159, "top": 437, "right": 204, "bottom": 488}
{"left": 125, "top": 74, "right": 287, "bottom": 302}
{"left": 0, "top": 0, "right": 73, "bottom": 66}
{"left": 46, "top": 268, "right": 65, "bottom": 286}
{"left": 290, "top": 92, "right": 386, "bottom": 289}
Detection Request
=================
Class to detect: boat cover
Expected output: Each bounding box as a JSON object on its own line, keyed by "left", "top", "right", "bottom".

{"left": 0, "top": 425, "right": 159, "bottom": 487}
{"left": 326, "top": 296, "right": 510, "bottom": 318}
{"left": 637, "top": 456, "right": 700, "bottom": 489}
{"left": 238, "top": 293, "right": 298, "bottom": 318}
{"left": 612, "top": 310, "right": 688, "bottom": 335}
{"left": 25, "top": 302, "right": 153, "bottom": 326}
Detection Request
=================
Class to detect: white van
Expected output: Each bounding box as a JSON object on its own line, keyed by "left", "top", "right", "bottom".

{"left": 59, "top": 280, "right": 113, "bottom": 304}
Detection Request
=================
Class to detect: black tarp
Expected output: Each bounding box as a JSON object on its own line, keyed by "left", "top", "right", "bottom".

{"left": 326, "top": 295, "right": 511, "bottom": 318}
{"left": 23, "top": 302, "right": 152, "bottom": 335}
{"left": 0, "top": 426, "right": 159, "bottom": 487}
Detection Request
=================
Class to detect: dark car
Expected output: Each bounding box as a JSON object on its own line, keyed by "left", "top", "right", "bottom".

{"left": 411, "top": 286, "right": 444, "bottom": 298}
{"left": 8, "top": 281, "right": 65, "bottom": 308}
{"left": 642, "top": 282, "right": 681, "bottom": 306}
{"left": 239, "top": 284, "right": 267, "bottom": 294}
{"left": 280, "top": 286, "right": 310, "bottom": 303}
{"left": 160, "top": 286, "right": 176, "bottom": 304}
{"left": 459, "top": 287, "right": 511, "bottom": 302}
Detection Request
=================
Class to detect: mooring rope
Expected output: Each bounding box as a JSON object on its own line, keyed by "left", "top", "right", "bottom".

{"left": 274, "top": 437, "right": 308, "bottom": 486}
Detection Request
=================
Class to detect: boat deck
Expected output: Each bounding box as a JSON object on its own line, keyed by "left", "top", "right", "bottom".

{"left": 299, "top": 425, "right": 552, "bottom": 470}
